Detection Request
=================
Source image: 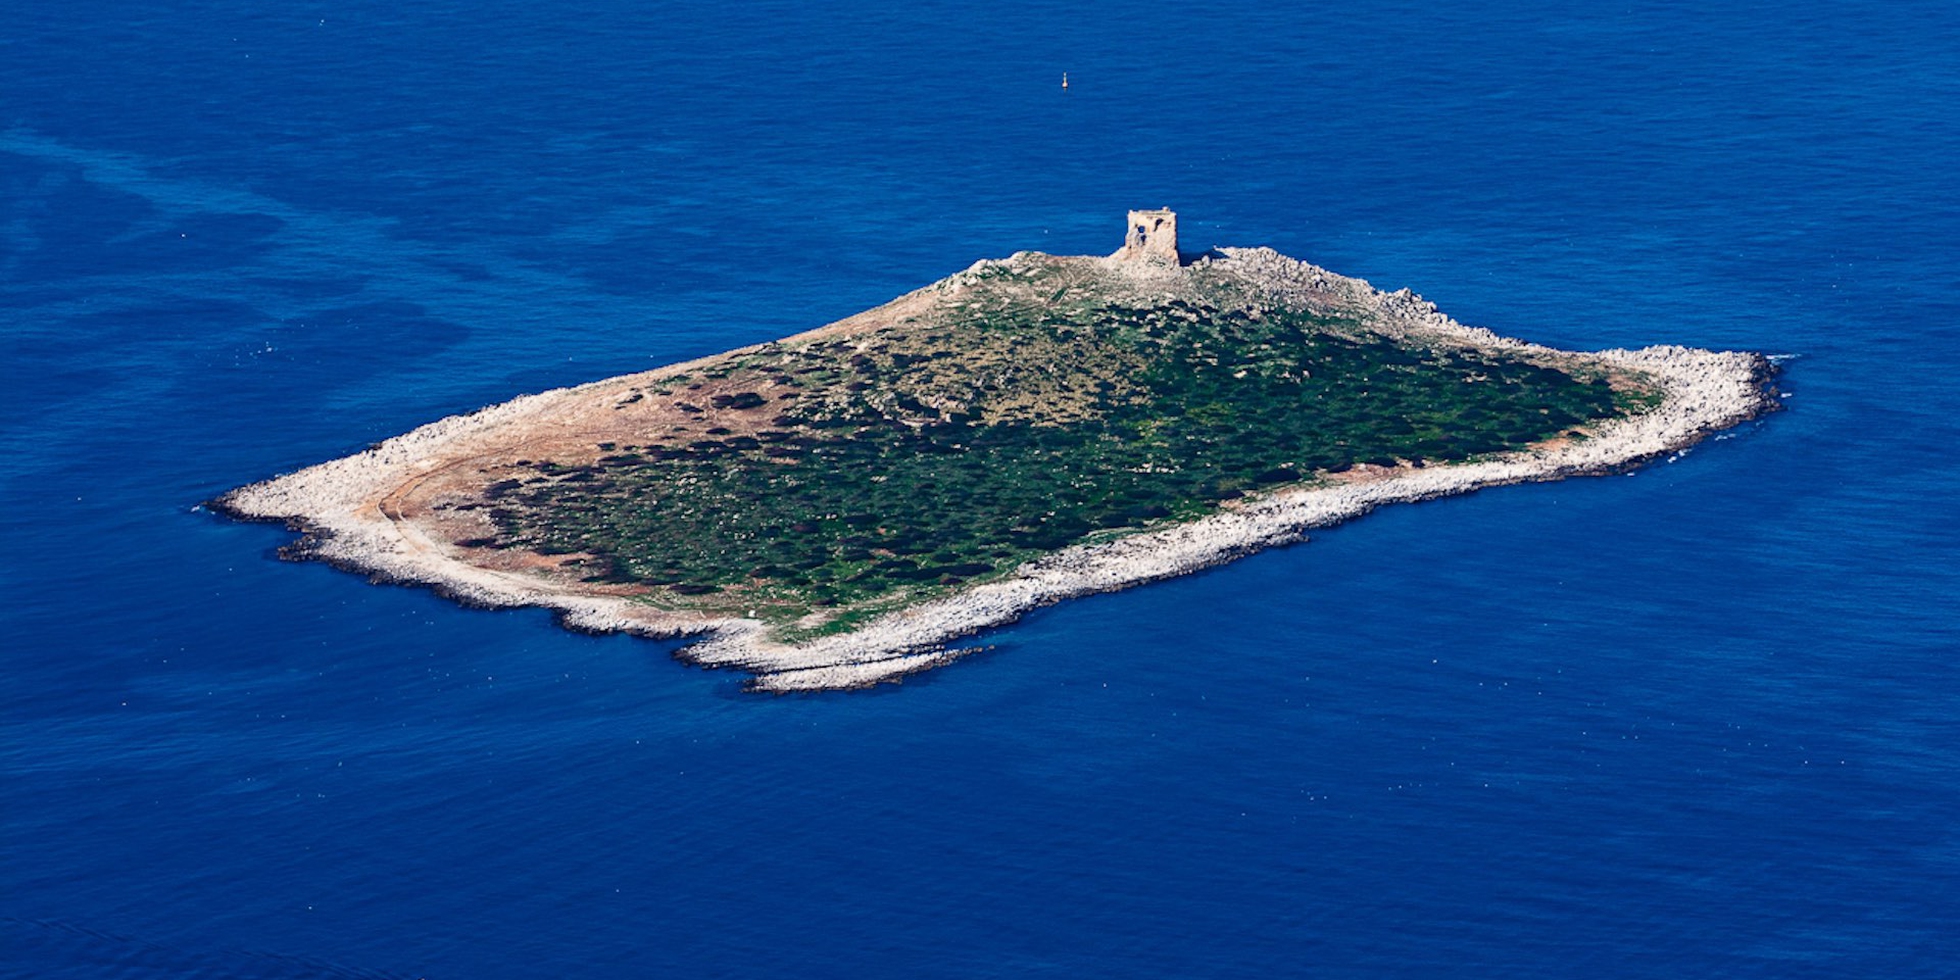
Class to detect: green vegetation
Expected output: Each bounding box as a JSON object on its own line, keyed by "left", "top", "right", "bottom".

{"left": 479, "top": 260, "right": 1650, "bottom": 628}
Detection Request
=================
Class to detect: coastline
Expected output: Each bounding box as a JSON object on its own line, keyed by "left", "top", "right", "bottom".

{"left": 213, "top": 249, "right": 1780, "bottom": 692}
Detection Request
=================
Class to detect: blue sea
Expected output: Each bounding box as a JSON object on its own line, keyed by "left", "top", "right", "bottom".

{"left": 3, "top": 1, "right": 1956, "bottom": 976}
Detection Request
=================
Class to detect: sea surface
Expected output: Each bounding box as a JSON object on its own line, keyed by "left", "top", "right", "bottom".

{"left": 3, "top": 1, "right": 1956, "bottom": 976}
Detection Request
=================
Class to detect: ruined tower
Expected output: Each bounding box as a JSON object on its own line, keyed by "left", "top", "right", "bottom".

{"left": 1115, "top": 208, "right": 1178, "bottom": 264}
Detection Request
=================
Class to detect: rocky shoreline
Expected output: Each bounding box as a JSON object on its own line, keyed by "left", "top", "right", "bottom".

{"left": 213, "top": 247, "right": 1779, "bottom": 692}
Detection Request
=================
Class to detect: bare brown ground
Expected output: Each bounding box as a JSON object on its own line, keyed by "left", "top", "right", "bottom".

{"left": 359, "top": 282, "right": 956, "bottom": 608}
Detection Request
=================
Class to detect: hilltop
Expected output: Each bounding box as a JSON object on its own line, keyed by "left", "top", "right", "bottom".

{"left": 215, "top": 215, "right": 1777, "bottom": 691}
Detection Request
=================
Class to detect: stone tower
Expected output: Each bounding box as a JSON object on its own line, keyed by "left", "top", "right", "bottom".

{"left": 1115, "top": 208, "right": 1178, "bottom": 264}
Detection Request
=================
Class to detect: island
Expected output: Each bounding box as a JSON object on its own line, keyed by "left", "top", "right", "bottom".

{"left": 213, "top": 211, "right": 1778, "bottom": 691}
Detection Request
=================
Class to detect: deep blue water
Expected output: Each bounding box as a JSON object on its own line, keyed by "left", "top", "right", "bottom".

{"left": 3, "top": 1, "right": 1957, "bottom": 976}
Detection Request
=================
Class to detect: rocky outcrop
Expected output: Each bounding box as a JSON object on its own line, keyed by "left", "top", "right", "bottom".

{"left": 213, "top": 238, "right": 1779, "bottom": 693}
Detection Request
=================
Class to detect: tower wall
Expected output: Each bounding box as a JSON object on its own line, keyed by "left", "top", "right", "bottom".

{"left": 1116, "top": 209, "right": 1179, "bottom": 264}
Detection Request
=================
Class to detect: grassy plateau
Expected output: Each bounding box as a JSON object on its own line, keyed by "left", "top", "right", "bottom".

{"left": 447, "top": 253, "right": 1656, "bottom": 634}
